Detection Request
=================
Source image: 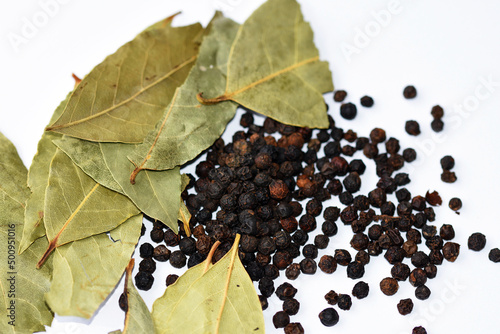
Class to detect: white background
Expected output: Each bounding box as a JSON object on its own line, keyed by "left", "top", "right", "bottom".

{"left": 1, "top": 0, "right": 500, "bottom": 333}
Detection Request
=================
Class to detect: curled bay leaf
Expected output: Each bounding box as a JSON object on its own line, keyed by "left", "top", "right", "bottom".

{"left": 54, "top": 136, "right": 182, "bottom": 233}
{"left": 198, "top": 0, "right": 333, "bottom": 128}
{"left": 45, "top": 214, "right": 142, "bottom": 319}
{"left": 152, "top": 234, "right": 265, "bottom": 334}
{"left": 128, "top": 15, "right": 240, "bottom": 181}
{"left": 37, "top": 149, "right": 140, "bottom": 268}
{"left": 0, "top": 132, "right": 53, "bottom": 334}
{"left": 19, "top": 92, "right": 71, "bottom": 254}
{"left": 46, "top": 19, "right": 204, "bottom": 143}
{"left": 111, "top": 259, "right": 154, "bottom": 334}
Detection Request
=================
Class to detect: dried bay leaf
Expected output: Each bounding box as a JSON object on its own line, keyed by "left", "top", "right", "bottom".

{"left": 152, "top": 235, "right": 265, "bottom": 334}
{"left": 45, "top": 214, "right": 142, "bottom": 319}
{"left": 19, "top": 93, "right": 70, "bottom": 254}
{"left": 46, "top": 20, "right": 204, "bottom": 143}
{"left": 198, "top": 0, "right": 333, "bottom": 129}
{"left": 37, "top": 149, "right": 140, "bottom": 267}
{"left": 128, "top": 15, "right": 240, "bottom": 181}
{"left": 54, "top": 137, "right": 182, "bottom": 233}
{"left": 110, "top": 259, "right": 154, "bottom": 334}
{"left": 0, "top": 132, "right": 53, "bottom": 334}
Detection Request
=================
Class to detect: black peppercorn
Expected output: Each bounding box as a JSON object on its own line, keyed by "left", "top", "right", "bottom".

{"left": 411, "top": 251, "right": 430, "bottom": 268}
{"left": 441, "top": 170, "right": 457, "bottom": 183}
{"left": 314, "top": 234, "right": 330, "bottom": 249}
{"left": 468, "top": 232, "right": 486, "bottom": 251}
{"left": 284, "top": 323, "right": 304, "bottom": 334}
{"left": 285, "top": 263, "right": 301, "bottom": 280}
{"left": 318, "top": 255, "right": 337, "bottom": 274}
{"left": 302, "top": 244, "right": 318, "bottom": 259}
{"left": 439, "top": 224, "right": 455, "bottom": 240}
{"left": 442, "top": 242, "right": 460, "bottom": 262}
{"left": 413, "top": 326, "right": 427, "bottom": 334}
{"left": 135, "top": 271, "right": 154, "bottom": 291}
{"left": 164, "top": 229, "right": 180, "bottom": 247}
{"left": 275, "top": 282, "right": 297, "bottom": 301}
{"left": 272, "top": 311, "right": 290, "bottom": 328}
{"left": 448, "top": 197, "right": 462, "bottom": 212}
{"left": 258, "top": 295, "right": 268, "bottom": 311}
{"left": 397, "top": 298, "right": 414, "bottom": 315}
{"left": 340, "top": 102, "right": 357, "bottom": 120}
{"left": 334, "top": 90, "right": 347, "bottom": 102}
{"left": 138, "top": 258, "right": 156, "bottom": 273}
{"left": 337, "top": 294, "right": 352, "bottom": 311}
{"left": 258, "top": 277, "right": 275, "bottom": 298}
{"left": 360, "top": 95, "right": 374, "bottom": 107}
{"left": 334, "top": 249, "right": 352, "bottom": 266}
{"left": 403, "top": 85, "right": 417, "bottom": 99}
{"left": 300, "top": 258, "right": 317, "bottom": 274}
{"left": 352, "top": 281, "right": 369, "bottom": 299}
{"left": 405, "top": 120, "right": 421, "bottom": 136}
{"left": 319, "top": 307, "right": 339, "bottom": 327}
{"left": 402, "top": 148, "right": 417, "bottom": 162}
{"left": 431, "top": 118, "right": 444, "bottom": 132}
{"left": 169, "top": 250, "right": 187, "bottom": 269}
{"left": 153, "top": 245, "right": 170, "bottom": 262}
{"left": 489, "top": 248, "right": 500, "bottom": 263}
{"left": 415, "top": 285, "right": 431, "bottom": 300}
{"left": 440, "top": 155, "right": 455, "bottom": 170}
{"left": 409, "top": 268, "right": 427, "bottom": 287}
{"left": 347, "top": 261, "right": 365, "bottom": 279}
{"left": 118, "top": 292, "right": 128, "bottom": 312}
{"left": 283, "top": 298, "right": 300, "bottom": 315}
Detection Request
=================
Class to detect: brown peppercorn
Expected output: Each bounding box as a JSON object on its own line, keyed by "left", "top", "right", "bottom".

{"left": 280, "top": 217, "right": 299, "bottom": 233}
{"left": 409, "top": 268, "right": 427, "bottom": 287}
{"left": 325, "top": 290, "right": 339, "bottom": 305}
{"left": 334, "top": 90, "right": 347, "bottom": 102}
{"left": 282, "top": 298, "right": 300, "bottom": 315}
{"left": 300, "top": 258, "right": 317, "bottom": 274}
{"left": 431, "top": 105, "right": 444, "bottom": 119}
{"left": 269, "top": 180, "right": 289, "bottom": 200}
{"left": 284, "top": 323, "right": 304, "bottom": 334}
{"left": 468, "top": 232, "right": 486, "bottom": 251}
{"left": 391, "top": 262, "right": 410, "bottom": 281}
{"left": 402, "top": 241, "right": 418, "bottom": 258}
{"left": 439, "top": 224, "right": 455, "bottom": 240}
{"left": 397, "top": 298, "right": 414, "bottom": 315}
{"left": 425, "top": 190, "right": 442, "bottom": 206}
{"left": 405, "top": 120, "right": 421, "bottom": 136}
{"left": 334, "top": 249, "right": 352, "bottom": 266}
{"left": 273, "top": 251, "right": 293, "bottom": 270}
{"left": 153, "top": 245, "right": 171, "bottom": 262}
{"left": 441, "top": 170, "right": 457, "bottom": 183}
{"left": 370, "top": 128, "right": 387, "bottom": 144}
{"left": 165, "top": 274, "right": 179, "bottom": 287}
{"left": 403, "top": 85, "right": 417, "bottom": 99}
{"left": 413, "top": 326, "right": 427, "bottom": 334}
{"left": 380, "top": 277, "right": 399, "bottom": 296}
{"left": 318, "top": 255, "right": 337, "bottom": 274}
{"left": 272, "top": 311, "right": 290, "bottom": 328}
{"left": 442, "top": 242, "right": 460, "bottom": 262}
{"left": 449, "top": 197, "right": 462, "bottom": 212}
{"left": 285, "top": 263, "right": 301, "bottom": 280}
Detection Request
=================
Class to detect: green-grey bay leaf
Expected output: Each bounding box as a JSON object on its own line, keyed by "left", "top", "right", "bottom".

{"left": 111, "top": 259, "right": 154, "bottom": 334}
{"left": 46, "top": 21, "right": 204, "bottom": 143}
{"left": 0, "top": 132, "right": 53, "bottom": 334}
{"left": 19, "top": 92, "right": 71, "bottom": 254}
{"left": 37, "top": 149, "right": 140, "bottom": 268}
{"left": 45, "top": 214, "right": 142, "bottom": 318}
{"left": 198, "top": 0, "right": 333, "bottom": 129}
{"left": 53, "top": 137, "right": 182, "bottom": 233}
{"left": 128, "top": 15, "right": 240, "bottom": 181}
{"left": 152, "top": 235, "right": 265, "bottom": 334}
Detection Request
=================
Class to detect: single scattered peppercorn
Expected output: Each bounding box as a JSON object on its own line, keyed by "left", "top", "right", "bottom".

{"left": 273, "top": 311, "right": 290, "bottom": 328}
{"left": 405, "top": 120, "right": 421, "bottom": 136}
{"left": 448, "top": 197, "right": 462, "bottom": 212}
{"left": 118, "top": 292, "right": 128, "bottom": 312}
{"left": 334, "top": 90, "right": 347, "bottom": 102}
{"left": 488, "top": 248, "right": 500, "bottom": 263}
{"left": 413, "top": 326, "right": 427, "bottom": 334}
{"left": 352, "top": 281, "right": 369, "bottom": 299}
{"left": 403, "top": 85, "right": 417, "bottom": 99}
{"left": 440, "top": 155, "right": 455, "bottom": 170}
{"left": 340, "top": 102, "right": 357, "bottom": 120}
{"left": 360, "top": 95, "right": 374, "bottom": 107}
{"left": 165, "top": 274, "right": 178, "bottom": 287}
{"left": 319, "top": 307, "right": 339, "bottom": 327}
{"left": 441, "top": 170, "right": 457, "bottom": 183}
{"left": 468, "top": 232, "right": 486, "bottom": 251}
{"left": 415, "top": 285, "right": 431, "bottom": 300}
{"left": 397, "top": 298, "right": 414, "bottom": 315}
{"left": 380, "top": 277, "right": 399, "bottom": 296}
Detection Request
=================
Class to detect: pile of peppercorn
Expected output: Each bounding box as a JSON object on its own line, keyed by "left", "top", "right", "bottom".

{"left": 130, "top": 87, "right": 497, "bottom": 334}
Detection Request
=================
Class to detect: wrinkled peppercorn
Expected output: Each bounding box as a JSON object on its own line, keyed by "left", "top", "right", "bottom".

{"left": 380, "top": 277, "right": 399, "bottom": 296}
{"left": 300, "top": 258, "right": 317, "bottom": 274}
{"left": 153, "top": 245, "right": 170, "bottom": 262}
{"left": 169, "top": 250, "right": 187, "bottom": 269}
{"left": 413, "top": 326, "right": 427, "bottom": 334}
{"left": 403, "top": 85, "right": 417, "bottom": 99}
{"left": 440, "top": 155, "right": 455, "bottom": 170}
{"left": 337, "top": 294, "right": 352, "bottom": 311}
{"left": 284, "top": 323, "right": 304, "bottom": 334}
{"left": 415, "top": 285, "right": 431, "bottom": 300}
{"left": 283, "top": 298, "right": 300, "bottom": 315}
{"left": 334, "top": 249, "right": 352, "bottom": 266}
{"left": 439, "top": 224, "right": 455, "bottom": 240}
{"left": 409, "top": 268, "right": 427, "bottom": 287}
{"left": 352, "top": 281, "right": 369, "bottom": 299}
{"left": 334, "top": 90, "right": 347, "bottom": 102}
{"left": 285, "top": 263, "right": 301, "bottom": 280}
{"left": 391, "top": 262, "right": 410, "bottom": 281}
{"left": 442, "top": 242, "right": 460, "bottom": 262}
{"left": 448, "top": 197, "right": 462, "bottom": 212}
{"left": 489, "top": 248, "right": 500, "bottom": 263}
{"left": 441, "top": 170, "right": 457, "bottom": 183}
{"left": 397, "top": 298, "right": 414, "bottom": 315}
{"left": 318, "top": 255, "right": 337, "bottom": 274}
{"left": 468, "top": 232, "right": 486, "bottom": 251}
{"left": 405, "top": 120, "right": 421, "bottom": 136}
{"left": 431, "top": 118, "right": 444, "bottom": 132}
{"left": 276, "top": 282, "right": 297, "bottom": 300}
